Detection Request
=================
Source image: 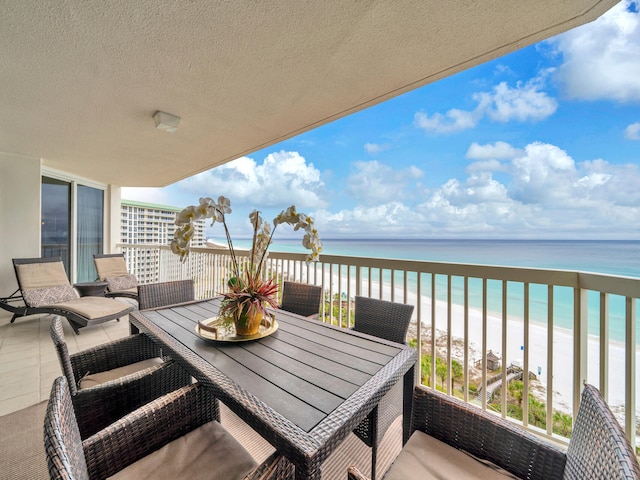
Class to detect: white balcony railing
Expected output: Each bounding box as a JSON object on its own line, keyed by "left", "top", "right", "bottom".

{"left": 118, "top": 243, "right": 639, "bottom": 450}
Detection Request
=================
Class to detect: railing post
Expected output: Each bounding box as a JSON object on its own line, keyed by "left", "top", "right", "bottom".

{"left": 501, "top": 280, "right": 507, "bottom": 418}
{"left": 625, "top": 296, "right": 636, "bottom": 449}
{"left": 599, "top": 292, "right": 609, "bottom": 401}
{"left": 573, "top": 287, "right": 588, "bottom": 420}
{"left": 523, "top": 283, "right": 530, "bottom": 427}
{"left": 547, "top": 285, "right": 554, "bottom": 435}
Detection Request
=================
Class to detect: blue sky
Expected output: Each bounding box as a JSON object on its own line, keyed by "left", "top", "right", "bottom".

{"left": 124, "top": 1, "right": 640, "bottom": 241}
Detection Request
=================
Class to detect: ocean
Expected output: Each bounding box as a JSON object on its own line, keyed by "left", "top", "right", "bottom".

{"left": 263, "top": 238, "right": 640, "bottom": 343}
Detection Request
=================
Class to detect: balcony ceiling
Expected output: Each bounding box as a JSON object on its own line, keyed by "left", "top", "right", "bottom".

{"left": 1, "top": 0, "right": 617, "bottom": 187}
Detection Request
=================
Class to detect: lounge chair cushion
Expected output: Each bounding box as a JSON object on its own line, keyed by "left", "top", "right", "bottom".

{"left": 384, "top": 430, "right": 518, "bottom": 480}
{"left": 78, "top": 357, "right": 165, "bottom": 389}
{"left": 106, "top": 274, "right": 138, "bottom": 292}
{"left": 54, "top": 296, "right": 132, "bottom": 319}
{"left": 108, "top": 420, "right": 257, "bottom": 480}
{"left": 15, "top": 262, "right": 71, "bottom": 290}
{"left": 97, "top": 256, "right": 129, "bottom": 279}
{"left": 22, "top": 284, "right": 79, "bottom": 307}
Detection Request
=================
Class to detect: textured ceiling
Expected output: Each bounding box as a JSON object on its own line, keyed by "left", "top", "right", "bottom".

{"left": 0, "top": 0, "right": 617, "bottom": 187}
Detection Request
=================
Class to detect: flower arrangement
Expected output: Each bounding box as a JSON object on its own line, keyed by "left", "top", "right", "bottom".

{"left": 171, "top": 196, "right": 321, "bottom": 335}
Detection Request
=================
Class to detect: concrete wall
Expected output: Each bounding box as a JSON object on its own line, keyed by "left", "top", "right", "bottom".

{"left": 0, "top": 153, "right": 41, "bottom": 298}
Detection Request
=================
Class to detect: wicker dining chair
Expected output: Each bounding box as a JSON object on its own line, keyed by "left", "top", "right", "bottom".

{"left": 44, "top": 376, "right": 294, "bottom": 480}
{"left": 351, "top": 296, "right": 415, "bottom": 480}
{"left": 280, "top": 281, "right": 322, "bottom": 318}
{"left": 93, "top": 253, "right": 139, "bottom": 300}
{"left": 137, "top": 279, "right": 195, "bottom": 310}
{"left": 49, "top": 315, "right": 192, "bottom": 438}
{"left": 348, "top": 383, "right": 640, "bottom": 480}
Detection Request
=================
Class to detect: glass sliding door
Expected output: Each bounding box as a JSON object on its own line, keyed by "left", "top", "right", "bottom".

{"left": 41, "top": 176, "right": 105, "bottom": 282}
{"left": 41, "top": 177, "right": 71, "bottom": 275}
{"left": 76, "top": 185, "right": 104, "bottom": 282}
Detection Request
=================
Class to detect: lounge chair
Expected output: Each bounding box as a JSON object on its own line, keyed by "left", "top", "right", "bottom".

{"left": 351, "top": 296, "right": 415, "bottom": 480}
{"left": 280, "top": 281, "right": 322, "bottom": 319}
{"left": 44, "top": 376, "right": 293, "bottom": 480}
{"left": 49, "top": 315, "right": 192, "bottom": 438}
{"left": 0, "top": 257, "right": 133, "bottom": 334}
{"left": 93, "top": 253, "right": 139, "bottom": 300}
{"left": 348, "top": 383, "right": 640, "bottom": 480}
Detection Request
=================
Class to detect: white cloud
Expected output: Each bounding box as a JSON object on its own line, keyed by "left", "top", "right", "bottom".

{"left": 346, "top": 161, "right": 423, "bottom": 204}
{"left": 478, "top": 79, "right": 558, "bottom": 122}
{"left": 364, "top": 143, "right": 391, "bottom": 154}
{"left": 551, "top": 1, "right": 640, "bottom": 102}
{"left": 466, "top": 141, "right": 522, "bottom": 160}
{"left": 314, "top": 203, "right": 425, "bottom": 236}
{"left": 466, "top": 142, "right": 522, "bottom": 173}
{"left": 624, "top": 122, "right": 640, "bottom": 140}
{"left": 414, "top": 107, "right": 482, "bottom": 134}
{"left": 414, "top": 75, "right": 557, "bottom": 134}
{"left": 335, "top": 141, "right": 640, "bottom": 239}
{"left": 177, "top": 150, "right": 327, "bottom": 210}
{"left": 509, "top": 142, "right": 577, "bottom": 205}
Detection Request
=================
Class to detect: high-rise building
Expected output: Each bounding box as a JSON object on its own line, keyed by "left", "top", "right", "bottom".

{"left": 120, "top": 199, "right": 206, "bottom": 283}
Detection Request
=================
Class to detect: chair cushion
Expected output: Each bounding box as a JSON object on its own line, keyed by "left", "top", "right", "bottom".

{"left": 54, "top": 296, "right": 131, "bottom": 319}
{"left": 22, "top": 284, "right": 79, "bottom": 307}
{"left": 15, "top": 262, "right": 70, "bottom": 289}
{"left": 108, "top": 420, "right": 257, "bottom": 480}
{"left": 96, "top": 256, "right": 129, "bottom": 280}
{"left": 384, "top": 430, "right": 519, "bottom": 480}
{"left": 106, "top": 274, "right": 138, "bottom": 292}
{"left": 78, "top": 357, "right": 164, "bottom": 389}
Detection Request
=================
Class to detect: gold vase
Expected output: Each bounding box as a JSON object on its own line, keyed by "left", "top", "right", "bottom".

{"left": 234, "top": 306, "right": 263, "bottom": 336}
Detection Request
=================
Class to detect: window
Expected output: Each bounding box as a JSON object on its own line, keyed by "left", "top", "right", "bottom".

{"left": 41, "top": 177, "right": 71, "bottom": 274}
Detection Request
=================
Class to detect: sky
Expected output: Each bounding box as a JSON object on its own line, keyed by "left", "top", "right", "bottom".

{"left": 123, "top": 1, "right": 640, "bottom": 242}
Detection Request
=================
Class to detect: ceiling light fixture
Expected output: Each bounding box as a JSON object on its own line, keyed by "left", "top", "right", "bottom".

{"left": 153, "top": 111, "right": 180, "bottom": 133}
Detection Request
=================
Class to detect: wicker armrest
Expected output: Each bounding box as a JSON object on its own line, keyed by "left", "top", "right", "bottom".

{"left": 245, "top": 451, "right": 294, "bottom": 480}
{"left": 83, "top": 383, "right": 217, "bottom": 479}
{"left": 413, "top": 385, "right": 566, "bottom": 480}
{"left": 73, "top": 361, "right": 194, "bottom": 438}
{"left": 70, "top": 333, "right": 162, "bottom": 374}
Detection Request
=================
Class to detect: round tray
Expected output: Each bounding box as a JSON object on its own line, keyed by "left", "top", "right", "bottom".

{"left": 195, "top": 316, "right": 278, "bottom": 342}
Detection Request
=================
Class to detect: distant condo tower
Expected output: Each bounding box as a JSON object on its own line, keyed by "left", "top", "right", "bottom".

{"left": 120, "top": 199, "right": 206, "bottom": 284}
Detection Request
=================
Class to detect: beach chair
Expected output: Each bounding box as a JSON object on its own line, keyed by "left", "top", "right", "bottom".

{"left": 351, "top": 296, "right": 415, "bottom": 480}
{"left": 0, "top": 257, "right": 133, "bottom": 334}
{"left": 93, "top": 253, "right": 139, "bottom": 300}
{"left": 280, "top": 281, "right": 322, "bottom": 319}
{"left": 44, "top": 376, "right": 293, "bottom": 480}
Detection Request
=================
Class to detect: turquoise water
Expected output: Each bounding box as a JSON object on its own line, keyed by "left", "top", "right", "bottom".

{"left": 263, "top": 238, "right": 640, "bottom": 343}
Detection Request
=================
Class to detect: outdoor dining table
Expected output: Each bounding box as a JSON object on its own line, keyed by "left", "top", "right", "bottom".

{"left": 130, "top": 297, "right": 417, "bottom": 480}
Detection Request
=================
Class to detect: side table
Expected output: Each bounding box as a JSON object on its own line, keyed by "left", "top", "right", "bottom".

{"left": 74, "top": 281, "right": 108, "bottom": 297}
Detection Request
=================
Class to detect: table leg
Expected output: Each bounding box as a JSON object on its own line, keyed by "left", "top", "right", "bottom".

{"left": 129, "top": 322, "right": 140, "bottom": 335}
{"left": 370, "top": 405, "right": 379, "bottom": 480}
{"left": 402, "top": 364, "right": 416, "bottom": 445}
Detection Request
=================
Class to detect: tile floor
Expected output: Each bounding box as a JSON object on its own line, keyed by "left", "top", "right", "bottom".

{"left": 0, "top": 309, "right": 132, "bottom": 417}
